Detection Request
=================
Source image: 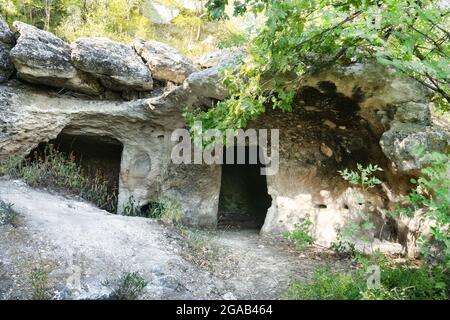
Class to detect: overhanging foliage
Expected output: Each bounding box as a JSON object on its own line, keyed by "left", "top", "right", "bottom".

{"left": 193, "top": 0, "right": 449, "bottom": 131}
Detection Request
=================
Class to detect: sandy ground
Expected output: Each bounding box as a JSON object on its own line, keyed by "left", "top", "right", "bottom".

{"left": 0, "top": 179, "right": 346, "bottom": 300}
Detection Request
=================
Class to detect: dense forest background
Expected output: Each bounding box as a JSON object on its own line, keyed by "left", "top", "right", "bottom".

{"left": 0, "top": 0, "right": 251, "bottom": 56}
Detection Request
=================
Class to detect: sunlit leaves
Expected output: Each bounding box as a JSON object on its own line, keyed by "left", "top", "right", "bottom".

{"left": 196, "top": 0, "right": 450, "bottom": 131}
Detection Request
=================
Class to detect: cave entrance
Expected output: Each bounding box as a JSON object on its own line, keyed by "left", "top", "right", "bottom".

{"left": 30, "top": 133, "right": 123, "bottom": 211}
{"left": 218, "top": 145, "right": 272, "bottom": 230}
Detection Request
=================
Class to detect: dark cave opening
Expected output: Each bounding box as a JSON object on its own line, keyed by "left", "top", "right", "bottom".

{"left": 218, "top": 146, "right": 272, "bottom": 230}
{"left": 29, "top": 132, "right": 123, "bottom": 209}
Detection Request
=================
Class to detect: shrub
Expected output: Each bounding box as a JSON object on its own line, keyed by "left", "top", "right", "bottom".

{"left": 380, "top": 266, "right": 449, "bottom": 300}
{"left": 331, "top": 235, "right": 357, "bottom": 259}
{"left": 361, "top": 286, "right": 411, "bottom": 300}
{"left": 389, "top": 151, "right": 450, "bottom": 267}
{"left": 218, "top": 32, "right": 247, "bottom": 49}
{"left": 123, "top": 195, "right": 183, "bottom": 225}
{"left": 30, "top": 260, "right": 51, "bottom": 300}
{"left": 0, "top": 145, "right": 117, "bottom": 213}
{"left": 143, "top": 200, "right": 183, "bottom": 224}
{"left": 287, "top": 267, "right": 366, "bottom": 300}
{"left": 143, "top": 202, "right": 167, "bottom": 219}
{"left": 122, "top": 195, "right": 140, "bottom": 217}
{"left": 287, "top": 264, "right": 448, "bottom": 300}
{"left": 0, "top": 200, "right": 18, "bottom": 227}
{"left": 102, "top": 272, "right": 148, "bottom": 300}
{"left": 409, "top": 152, "right": 449, "bottom": 267}
{"left": 283, "top": 214, "right": 315, "bottom": 251}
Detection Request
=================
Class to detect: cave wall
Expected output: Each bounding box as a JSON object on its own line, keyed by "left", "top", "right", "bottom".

{"left": 250, "top": 87, "right": 395, "bottom": 247}
{"left": 0, "top": 82, "right": 221, "bottom": 227}
{"left": 30, "top": 133, "right": 124, "bottom": 199}
{"left": 245, "top": 65, "right": 450, "bottom": 252}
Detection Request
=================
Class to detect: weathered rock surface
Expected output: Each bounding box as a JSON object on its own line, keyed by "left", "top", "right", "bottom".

{"left": 133, "top": 39, "right": 196, "bottom": 84}
{"left": 194, "top": 49, "right": 238, "bottom": 69}
{"left": 185, "top": 49, "right": 245, "bottom": 100}
{"left": 302, "top": 63, "right": 447, "bottom": 173}
{"left": 184, "top": 65, "right": 229, "bottom": 100}
{"left": 381, "top": 126, "right": 449, "bottom": 173}
{"left": 0, "top": 16, "right": 15, "bottom": 45}
{"left": 257, "top": 64, "right": 449, "bottom": 253}
{"left": 380, "top": 101, "right": 449, "bottom": 173}
{"left": 71, "top": 37, "right": 153, "bottom": 91}
{"left": 0, "top": 81, "right": 209, "bottom": 223}
{"left": 9, "top": 22, "right": 102, "bottom": 95}
{"left": 142, "top": 0, "right": 180, "bottom": 24}
{"left": 175, "top": 0, "right": 204, "bottom": 11}
{"left": 0, "top": 42, "right": 14, "bottom": 83}
{"left": 0, "top": 16, "right": 15, "bottom": 83}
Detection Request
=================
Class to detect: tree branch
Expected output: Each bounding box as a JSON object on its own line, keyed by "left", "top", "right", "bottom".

{"left": 294, "top": 11, "right": 363, "bottom": 49}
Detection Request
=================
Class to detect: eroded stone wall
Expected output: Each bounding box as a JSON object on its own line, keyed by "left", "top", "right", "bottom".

{"left": 251, "top": 86, "right": 396, "bottom": 248}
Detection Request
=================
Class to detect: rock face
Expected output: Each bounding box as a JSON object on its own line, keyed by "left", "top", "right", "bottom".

{"left": 0, "top": 16, "right": 14, "bottom": 82}
{"left": 302, "top": 63, "right": 448, "bottom": 174}
{"left": 142, "top": 0, "right": 180, "bottom": 24}
{"left": 184, "top": 66, "right": 229, "bottom": 100}
{"left": 0, "top": 16, "right": 15, "bottom": 45}
{"left": 0, "top": 41, "right": 14, "bottom": 83}
{"left": 71, "top": 37, "right": 153, "bottom": 91}
{"left": 133, "top": 39, "right": 196, "bottom": 84}
{"left": 9, "top": 22, "right": 102, "bottom": 94}
{"left": 194, "top": 49, "right": 238, "bottom": 69}
{"left": 380, "top": 101, "right": 449, "bottom": 173}
{"left": 0, "top": 18, "right": 448, "bottom": 256}
{"left": 184, "top": 50, "right": 245, "bottom": 100}
{"left": 0, "top": 81, "right": 216, "bottom": 227}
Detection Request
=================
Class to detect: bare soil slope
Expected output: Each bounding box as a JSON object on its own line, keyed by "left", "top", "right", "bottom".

{"left": 0, "top": 179, "right": 345, "bottom": 300}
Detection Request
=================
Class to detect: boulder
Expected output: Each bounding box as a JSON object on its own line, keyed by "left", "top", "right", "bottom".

{"left": 194, "top": 49, "right": 235, "bottom": 69}
{"left": 380, "top": 126, "right": 449, "bottom": 173}
{"left": 71, "top": 37, "right": 153, "bottom": 91}
{"left": 379, "top": 100, "right": 449, "bottom": 173}
{"left": 142, "top": 0, "right": 180, "bottom": 24}
{"left": 9, "top": 22, "right": 102, "bottom": 95}
{"left": 0, "top": 16, "right": 15, "bottom": 83}
{"left": 194, "top": 49, "right": 247, "bottom": 70}
{"left": 0, "top": 15, "right": 15, "bottom": 45}
{"left": 0, "top": 42, "right": 14, "bottom": 83}
{"left": 184, "top": 50, "right": 245, "bottom": 100}
{"left": 174, "top": 0, "right": 204, "bottom": 12}
{"left": 184, "top": 65, "right": 228, "bottom": 100}
{"left": 133, "top": 39, "right": 196, "bottom": 84}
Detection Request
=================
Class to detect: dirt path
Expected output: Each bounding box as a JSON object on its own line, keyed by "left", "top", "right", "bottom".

{"left": 195, "top": 230, "right": 327, "bottom": 299}
{"left": 0, "top": 179, "right": 346, "bottom": 300}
